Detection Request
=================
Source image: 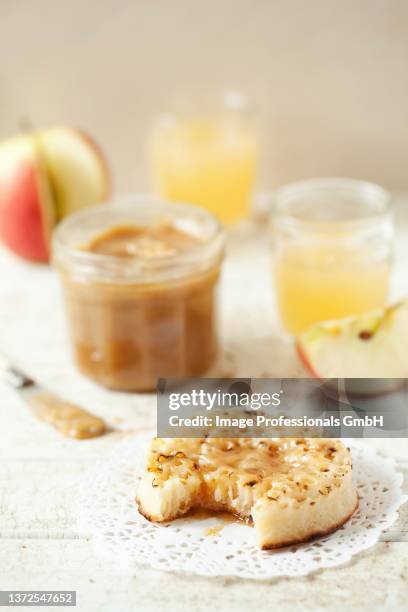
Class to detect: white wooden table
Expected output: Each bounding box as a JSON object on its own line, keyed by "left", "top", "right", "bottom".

{"left": 1, "top": 203, "right": 408, "bottom": 612}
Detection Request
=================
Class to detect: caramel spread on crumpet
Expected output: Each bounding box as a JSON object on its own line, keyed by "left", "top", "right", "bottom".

{"left": 137, "top": 437, "right": 358, "bottom": 549}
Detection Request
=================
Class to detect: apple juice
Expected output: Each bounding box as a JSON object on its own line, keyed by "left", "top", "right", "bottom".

{"left": 272, "top": 179, "right": 394, "bottom": 335}
{"left": 275, "top": 243, "right": 390, "bottom": 334}
{"left": 148, "top": 94, "right": 257, "bottom": 225}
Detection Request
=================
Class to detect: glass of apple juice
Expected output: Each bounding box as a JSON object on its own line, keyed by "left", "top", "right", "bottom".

{"left": 271, "top": 178, "right": 394, "bottom": 335}
{"left": 147, "top": 92, "right": 257, "bottom": 226}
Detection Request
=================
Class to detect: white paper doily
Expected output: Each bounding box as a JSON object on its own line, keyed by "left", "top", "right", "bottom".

{"left": 78, "top": 434, "right": 406, "bottom": 579}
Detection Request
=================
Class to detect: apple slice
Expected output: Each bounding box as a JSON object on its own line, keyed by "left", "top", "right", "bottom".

{"left": 39, "top": 127, "right": 110, "bottom": 220}
{"left": 297, "top": 300, "right": 408, "bottom": 379}
{"left": 0, "top": 135, "right": 54, "bottom": 260}
{"left": 0, "top": 127, "right": 110, "bottom": 261}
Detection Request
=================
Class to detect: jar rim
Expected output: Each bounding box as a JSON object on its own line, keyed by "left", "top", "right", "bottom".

{"left": 52, "top": 196, "right": 225, "bottom": 284}
{"left": 273, "top": 178, "right": 392, "bottom": 232}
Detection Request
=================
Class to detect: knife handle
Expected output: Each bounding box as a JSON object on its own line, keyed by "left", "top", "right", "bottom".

{"left": 2, "top": 365, "right": 34, "bottom": 389}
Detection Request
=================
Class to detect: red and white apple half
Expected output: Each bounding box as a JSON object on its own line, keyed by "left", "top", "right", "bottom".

{"left": 297, "top": 300, "right": 408, "bottom": 380}
{"left": 0, "top": 127, "right": 110, "bottom": 261}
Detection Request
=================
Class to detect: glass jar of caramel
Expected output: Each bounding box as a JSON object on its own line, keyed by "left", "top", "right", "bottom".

{"left": 53, "top": 198, "right": 224, "bottom": 391}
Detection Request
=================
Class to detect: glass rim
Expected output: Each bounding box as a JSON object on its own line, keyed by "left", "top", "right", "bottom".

{"left": 52, "top": 196, "right": 225, "bottom": 283}
{"left": 154, "top": 90, "right": 256, "bottom": 121}
{"left": 273, "top": 178, "right": 393, "bottom": 232}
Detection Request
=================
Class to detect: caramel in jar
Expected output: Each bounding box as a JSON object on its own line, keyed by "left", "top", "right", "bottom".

{"left": 53, "top": 201, "right": 224, "bottom": 391}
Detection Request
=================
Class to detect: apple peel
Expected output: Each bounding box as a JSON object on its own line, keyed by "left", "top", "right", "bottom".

{"left": 0, "top": 127, "right": 110, "bottom": 261}
{"left": 0, "top": 136, "right": 54, "bottom": 260}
